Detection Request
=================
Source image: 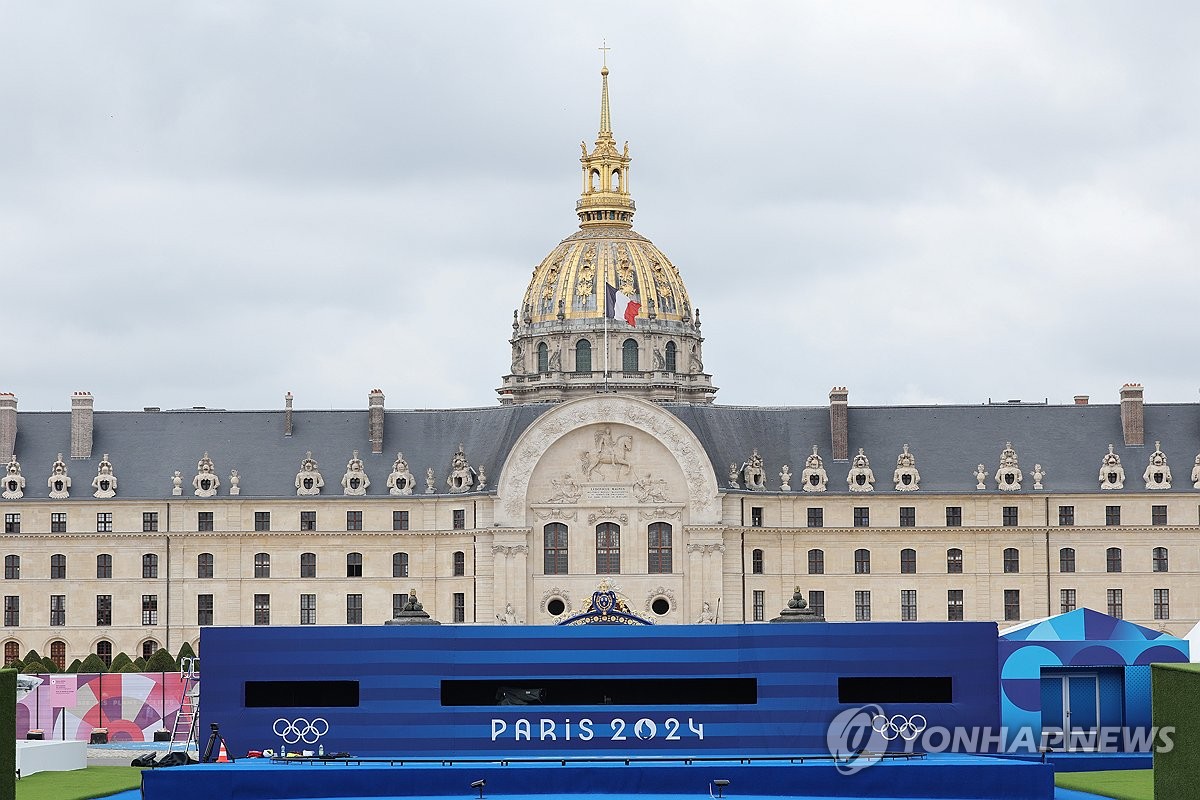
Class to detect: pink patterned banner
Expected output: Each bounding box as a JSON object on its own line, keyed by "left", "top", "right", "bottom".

{"left": 16, "top": 672, "right": 187, "bottom": 742}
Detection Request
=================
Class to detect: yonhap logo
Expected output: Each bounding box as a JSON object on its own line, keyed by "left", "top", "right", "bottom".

{"left": 273, "top": 717, "right": 329, "bottom": 744}
{"left": 826, "top": 704, "right": 888, "bottom": 775}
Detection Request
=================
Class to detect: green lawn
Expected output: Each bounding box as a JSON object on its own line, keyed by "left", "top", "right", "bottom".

{"left": 1054, "top": 769, "right": 1153, "bottom": 800}
{"left": 15, "top": 766, "right": 143, "bottom": 800}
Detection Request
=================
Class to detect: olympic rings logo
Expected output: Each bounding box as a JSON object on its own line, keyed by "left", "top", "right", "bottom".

{"left": 273, "top": 717, "right": 329, "bottom": 744}
{"left": 870, "top": 713, "right": 926, "bottom": 742}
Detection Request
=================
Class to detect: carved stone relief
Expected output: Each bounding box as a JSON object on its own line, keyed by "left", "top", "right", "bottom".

{"left": 545, "top": 473, "right": 582, "bottom": 503}
{"left": 686, "top": 542, "right": 726, "bottom": 555}
{"left": 741, "top": 450, "right": 766, "bottom": 491}
{"left": 2, "top": 455, "right": 25, "bottom": 499}
{"left": 1192, "top": 454, "right": 1200, "bottom": 490}
{"left": 341, "top": 450, "right": 370, "bottom": 496}
{"left": 581, "top": 426, "right": 633, "bottom": 482}
{"left": 638, "top": 507, "right": 681, "bottom": 521}
{"left": 540, "top": 588, "right": 572, "bottom": 617}
{"left": 587, "top": 507, "right": 628, "bottom": 525}
{"left": 846, "top": 448, "right": 875, "bottom": 493}
{"left": 295, "top": 452, "right": 324, "bottom": 496}
{"left": 644, "top": 587, "right": 677, "bottom": 616}
{"left": 92, "top": 454, "right": 117, "bottom": 498}
{"left": 534, "top": 508, "right": 578, "bottom": 521}
{"left": 1143, "top": 442, "right": 1172, "bottom": 490}
{"left": 46, "top": 453, "right": 71, "bottom": 499}
{"left": 446, "top": 443, "right": 475, "bottom": 493}
{"left": 632, "top": 472, "right": 670, "bottom": 503}
{"left": 801, "top": 446, "right": 828, "bottom": 492}
{"left": 893, "top": 444, "right": 920, "bottom": 491}
{"left": 994, "top": 442, "right": 1022, "bottom": 491}
{"left": 727, "top": 464, "right": 740, "bottom": 489}
{"left": 491, "top": 544, "right": 529, "bottom": 557}
{"left": 387, "top": 452, "right": 416, "bottom": 496}
{"left": 192, "top": 452, "right": 220, "bottom": 498}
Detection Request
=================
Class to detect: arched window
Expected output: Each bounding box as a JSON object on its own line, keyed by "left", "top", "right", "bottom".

{"left": 622, "top": 338, "right": 638, "bottom": 372}
{"left": 1152, "top": 547, "right": 1169, "bottom": 573}
{"left": 590, "top": 169, "right": 600, "bottom": 192}
{"left": 537, "top": 342, "right": 549, "bottom": 373}
{"left": 49, "top": 641, "right": 66, "bottom": 671}
{"left": 253, "top": 553, "right": 270, "bottom": 578}
{"left": 96, "top": 553, "right": 112, "bottom": 579}
{"left": 544, "top": 524, "right": 567, "bottom": 575}
{"left": 3, "top": 555, "right": 18, "bottom": 580}
{"left": 452, "top": 551, "right": 466, "bottom": 576}
{"left": 611, "top": 169, "right": 621, "bottom": 191}
{"left": 752, "top": 548, "right": 764, "bottom": 574}
{"left": 665, "top": 341, "right": 677, "bottom": 372}
{"left": 1059, "top": 547, "right": 1076, "bottom": 573}
{"left": 346, "top": 552, "right": 363, "bottom": 578}
{"left": 141, "top": 640, "right": 158, "bottom": 660}
{"left": 50, "top": 554, "right": 66, "bottom": 579}
{"left": 142, "top": 553, "right": 158, "bottom": 579}
{"left": 596, "top": 523, "right": 621, "bottom": 574}
{"left": 854, "top": 548, "right": 871, "bottom": 574}
{"left": 1106, "top": 547, "right": 1122, "bottom": 573}
{"left": 3, "top": 640, "right": 19, "bottom": 666}
{"left": 947, "top": 548, "right": 963, "bottom": 574}
{"left": 197, "top": 553, "right": 214, "bottom": 579}
{"left": 393, "top": 552, "right": 409, "bottom": 578}
{"left": 900, "top": 548, "right": 917, "bottom": 574}
{"left": 807, "top": 549, "right": 824, "bottom": 575}
{"left": 1003, "top": 548, "right": 1020, "bottom": 574}
{"left": 96, "top": 640, "right": 113, "bottom": 667}
{"left": 575, "top": 339, "right": 592, "bottom": 373}
{"left": 648, "top": 522, "right": 672, "bottom": 574}
{"left": 299, "top": 552, "right": 316, "bottom": 578}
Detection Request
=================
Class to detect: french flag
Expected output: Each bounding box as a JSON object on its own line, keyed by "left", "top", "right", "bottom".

{"left": 605, "top": 283, "right": 641, "bottom": 327}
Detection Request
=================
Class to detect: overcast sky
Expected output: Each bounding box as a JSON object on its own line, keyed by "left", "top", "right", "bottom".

{"left": 4, "top": 2, "right": 1198, "bottom": 413}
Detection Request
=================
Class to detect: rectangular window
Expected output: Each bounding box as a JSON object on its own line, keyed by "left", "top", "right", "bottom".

{"left": 453, "top": 592, "right": 466, "bottom": 623}
{"left": 808, "top": 590, "right": 824, "bottom": 618}
{"left": 393, "top": 511, "right": 409, "bottom": 531}
{"left": 854, "top": 549, "right": 871, "bottom": 574}
{"left": 97, "top": 512, "right": 113, "bottom": 533}
{"left": 197, "top": 594, "right": 213, "bottom": 626}
{"left": 807, "top": 549, "right": 824, "bottom": 575}
{"left": 452, "top": 509, "right": 466, "bottom": 530}
{"left": 253, "top": 594, "right": 270, "bottom": 625}
{"left": 750, "top": 507, "right": 763, "bottom": 527}
{"left": 142, "top": 512, "right": 158, "bottom": 532}
{"left": 143, "top": 554, "right": 158, "bottom": 579}
{"left": 392, "top": 594, "right": 405, "bottom": 620}
{"left": 900, "top": 549, "right": 917, "bottom": 574}
{"left": 1003, "top": 548, "right": 1020, "bottom": 574}
{"left": 3, "top": 556, "right": 17, "bottom": 580}
{"left": 50, "top": 513, "right": 66, "bottom": 533}
{"left": 544, "top": 525, "right": 568, "bottom": 575}
{"left": 899, "top": 507, "right": 916, "bottom": 527}
{"left": 647, "top": 523, "right": 672, "bottom": 574}
{"left": 854, "top": 590, "right": 871, "bottom": 621}
{"left": 346, "top": 552, "right": 363, "bottom": 578}
{"left": 346, "top": 594, "right": 363, "bottom": 625}
{"left": 254, "top": 511, "right": 270, "bottom": 532}
{"left": 141, "top": 594, "right": 158, "bottom": 625}
{"left": 300, "top": 511, "right": 317, "bottom": 531}
{"left": 1060, "top": 588, "right": 1077, "bottom": 614}
{"left": 96, "top": 554, "right": 112, "bottom": 579}
{"left": 1152, "top": 505, "right": 1168, "bottom": 526}
{"left": 2, "top": 596, "right": 17, "bottom": 626}
{"left": 1154, "top": 588, "right": 1170, "bottom": 620}
{"left": 752, "top": 590, "right": 765, "bottom": 622}
{"left": 4, "top": 513, "right": 19, "bottom": 534}
{"left": 1060, "top": 548, "right": 1076, "bottom": 573}
{"left": 452, "top": 551, "right": 465, "bottom": 577}
{"left": 197, "top": 511, "right": 214, "bottom": 532}
{"left": 96, "top": 594, "right": 111, "bottom": 626}
{"left": 1058, "top": 505, "right": 1075, "bottom": 526}
{"left": 47, "top": 595, "right": 65, "bottom": 625}
{"left": 300, "top": 594, "right": 316, "bottom": 625}
{"left": 947, "top": 590, "right": 964, "bottom": 621}
{"left": 901, "top": 589, "right": 917, "bottom": 621}
{"left": 853, "top": 507, "right": 869, "bottom": 528}
{"left": 197, "top": 552, "right": 214, "bottom": 578}
{"left": 300, "top": 552, "right": 316, "bottom": 578}
{"left": 1002, "top": 507, "right": 1019, "bottom": 527}
{"left": 806, "top": 508, "right": 823, "bottom": 528}
{"left": 50, "top": 555, "right": 66, "bottom": 580}
{"left": 1003, "top": 589, "right": 1020, "bottom": 621}
{"left": 346, "top": 511, "right": 363, "bottom": 531}
{"left": 596, "top": 525, "right": 620, "bottom": 574}
{"left": 1106, "top": 505, "right": 1121, "bottom": 526}
{"left": 947, "top": 549, "right": 963, "bottom": 574}
{"left": 254, "top": 553, "right": 270, "bottom": 578}
{"left": 1107, "top": 588, "right": 1124, "bottom": 619}
{"left": 393, "top": 552, "right": 409, "bottom": 578}
{"left": 945, "top": 507, "right": 962, "bottom": 527}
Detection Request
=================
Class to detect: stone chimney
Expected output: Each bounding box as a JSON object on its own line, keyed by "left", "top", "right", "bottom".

{"left": 368, "top": 389, "right": 385, "bottom": 454}
{"left": 0, "top": 393, "right": 15, "bottom": 462}
{"left": 1120, "top": 383, "right": 1144, "bottom": 447}
{"left": 829, "top": 387, "right": 849, "bottom": 461}
{"left": 284, "top": 392, "right": 294, "bottom": 437}
{"left": 70, "top": 392, "right": 94, "bottom": 459}
{"left": 1074, "top": 395, "right": 1089, "bottom": 405}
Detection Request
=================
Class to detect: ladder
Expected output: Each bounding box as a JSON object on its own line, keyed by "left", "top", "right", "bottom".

{"left": 169, "top": 657, "right": 200, "bottom": 755}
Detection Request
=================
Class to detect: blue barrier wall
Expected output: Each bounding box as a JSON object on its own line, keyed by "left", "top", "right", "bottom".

{"left": 200, "top": 622, "right": 1000, "bottom": 758}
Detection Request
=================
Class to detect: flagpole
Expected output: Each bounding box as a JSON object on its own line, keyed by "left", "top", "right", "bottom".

{"left": 604, "top": 302, "right": 610, "bottom": 392}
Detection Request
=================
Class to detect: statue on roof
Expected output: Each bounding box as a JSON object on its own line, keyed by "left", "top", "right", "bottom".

{"left": 847, "top": 448, "right": 875, "bottom": 493}
{"left": 193, "top": 452, "right": 220, "bottom": 497}
{"left": 801, "top": 446, "right": 827, "bottom": 492}
{"left": 387, "top": 452, "right": 415, "bottom": 495}
{"left": 741, "top": 450, "right": 766, "bottom": 491}
{"left": 47, "top": 453, "right": 71, "bottom": 499}
{"left": 893, "top": 444, "right": 920, "bottom": 491}
{"left": 1143, "top": 442, "right": 1172, "bottom": 490}
{"left": 295, "top": 452, "right": 324, "bottom": 496}
{"left": 92, "top": 454, "right": 117, "bottom": 498}
{"left": 994, "top": 442, "right": 1022, "bottom": 491}
{"left": 1099, "top": 444, "right": 1125, "bottom": 490}
{"left": 446, "top": 443, "right": 475, "bottom": 493}
{"left": 341, "top": 450, "right": 370, "bottom": 496}
{"left": 2, "top": 455, "right": 25, "bottom": 499}
{"left": 1191, "top": 454, "right": 1200, "bottom": 490}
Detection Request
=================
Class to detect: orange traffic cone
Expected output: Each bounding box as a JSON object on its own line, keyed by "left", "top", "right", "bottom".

{"left": 216, "top": 741, "right": 230, "bottom": 763}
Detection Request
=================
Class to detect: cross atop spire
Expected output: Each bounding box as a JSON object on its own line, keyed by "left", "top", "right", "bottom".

{"left": 599, "top": 39, "right": 610, "bottom": 68}
{"left": 577, "top": 57, "right": 635, "bottom": 229}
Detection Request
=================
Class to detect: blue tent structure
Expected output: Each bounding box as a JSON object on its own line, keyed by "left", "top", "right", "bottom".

{"left": 999, "top": 608, "right": 1188, "bottom": 747}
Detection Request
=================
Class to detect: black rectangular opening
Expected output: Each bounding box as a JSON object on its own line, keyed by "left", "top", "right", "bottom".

{"left": 441, "top": 678, "right": 757, "bottom": 707}
{"left": 245, "top": 680, "right": 360, "bottom": 708}
{"left": 838, "top": 676, "right": 953, "bottom": 704}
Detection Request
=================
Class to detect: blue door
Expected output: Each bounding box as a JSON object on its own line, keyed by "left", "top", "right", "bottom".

{"left": 1041, "top": 671, "right": 1099, "bottom": 750}
{"left": 1066, "top": 674, "right": 1099, "bottom": 733}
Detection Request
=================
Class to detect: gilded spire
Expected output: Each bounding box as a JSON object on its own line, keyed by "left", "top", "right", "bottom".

{"left": 598, "top": 40, "right": 612, "bottom": 141}
{"left": 578, "top": 51, "right": 635, "bottom": 229}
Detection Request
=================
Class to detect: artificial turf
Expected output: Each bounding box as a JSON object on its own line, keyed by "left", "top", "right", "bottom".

{"left": 1053, "top": 769, "right": 1153, "bottom": 800}
{"left": 14, "top": 766, "right": 144, "bottom": 800}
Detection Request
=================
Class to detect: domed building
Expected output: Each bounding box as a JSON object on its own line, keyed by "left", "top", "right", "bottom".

{"left": 499, "top": 65, "right": 715, "bottom": 405}
{"left": 0, "top": 66, "right": 1197, "bottom": 676}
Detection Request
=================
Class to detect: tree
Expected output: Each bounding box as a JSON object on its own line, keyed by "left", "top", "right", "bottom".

{"left": 119, "top": 663, "right": 139, "bottom": 673}
{"left": 145, "top": 648, "right": 177, "bottom": 673}
{"left": 66, "top": 658, "right": 83, "bottom": 674}
{"left": 176, "top": 641, "right": 197, "bottom": 664}
{"left": 133, "top": 657, "right": 147, "bottom": 671}
{"left": 21, "top": 650, "right": 42, "bottom": 666}
{"left": 110, "top": 652, "right": 133, "bottom": 672}
{"left": 79, "top": 653, "right": 108, "bottom": 674}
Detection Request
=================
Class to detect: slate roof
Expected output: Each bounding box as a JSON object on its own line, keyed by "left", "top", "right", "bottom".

{"left": 5, "top": 400, "right": 1198, "bottom": 499}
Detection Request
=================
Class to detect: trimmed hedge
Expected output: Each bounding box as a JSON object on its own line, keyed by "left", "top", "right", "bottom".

{"left": 145, "top": 648, "right": 177, "bottom": 673}
{"left": 176, "top": 641, "right": 197, "bottom": 664}
{"left": 79, "top": 653, "right": 108, "bottom": 674}
{"left": 1153, "top": 662, "right": 1200, "bottom": 800}
{"left": 110, "top": 652, "right": 133, "bottom": 672}
{"left": 1, "top": 668, "right": 15, "bottom": 800}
